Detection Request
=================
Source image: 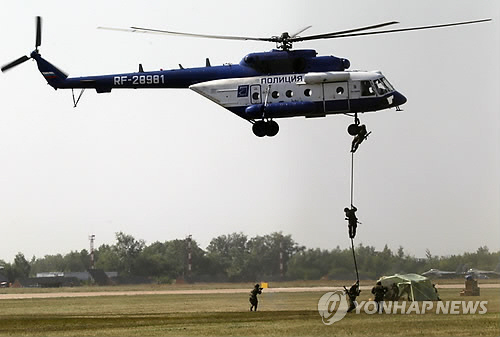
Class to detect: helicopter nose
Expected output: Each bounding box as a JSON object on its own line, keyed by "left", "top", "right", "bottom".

{"left": 393, "top": 91, "right": 407, "bottom": 106}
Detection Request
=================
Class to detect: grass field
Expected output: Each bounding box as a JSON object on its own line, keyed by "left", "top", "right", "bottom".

{"left": 0, "top": 284, "right": 498, "bottom": 336}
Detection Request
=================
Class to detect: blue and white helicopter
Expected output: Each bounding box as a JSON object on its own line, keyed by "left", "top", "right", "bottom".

{"left": 2, "top": 17, "right": 490, "bottom": 137}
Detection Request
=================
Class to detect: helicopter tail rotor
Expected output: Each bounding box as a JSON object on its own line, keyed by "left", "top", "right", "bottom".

{"left": 1, "top": 16, "right": 42, "bottom": 72}
{"left": 35, "top": 16, "right": 42, "bottom": 50}
{"left": 1, "top": 55, "right": 30, "bottom": 72}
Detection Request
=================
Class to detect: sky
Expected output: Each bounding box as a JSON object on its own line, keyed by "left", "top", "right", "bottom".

{"left": 0, "top": 0, "right": 498, "bottom": 263}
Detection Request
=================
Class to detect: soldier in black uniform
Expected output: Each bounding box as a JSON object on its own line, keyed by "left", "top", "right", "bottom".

{"left": 344, "top": 205, "right": 360, "bottom": 239}
{"left": 249, "top": 284, "right": 263, "bottom": 311}
{"left": 351, "top": 124, "right": 370, "bottom": 153}
{"left": 371, "top": 281, "right": 388, "bottom": 313}
{"left": 344, "top": 281, "right": 361, "bottom": 313}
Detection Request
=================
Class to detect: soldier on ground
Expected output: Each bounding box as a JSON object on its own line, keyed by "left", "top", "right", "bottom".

{"left": 371, "top": 281, "right": 388, "bottom": 313}
{"left": 390, "top": 283, "right": 400, "bottom": 301}
{"left": 249, "top": 283, "right": 263, "bottom": 311}
{"left": 432, "top": 283, "right": 441, "bottom": 301}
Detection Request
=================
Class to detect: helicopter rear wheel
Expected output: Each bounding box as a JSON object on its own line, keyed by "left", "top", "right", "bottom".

{"left": 266, "top": 120, "right": 279, "bottom": 137}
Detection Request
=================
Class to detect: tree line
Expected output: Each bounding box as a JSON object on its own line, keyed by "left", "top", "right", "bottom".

{"left": 1, "top": 232, "right": 499, "bottom": 284}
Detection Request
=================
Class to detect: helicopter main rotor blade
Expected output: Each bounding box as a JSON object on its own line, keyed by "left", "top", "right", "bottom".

{"left": 289, "top": 25, "right": 313, "bottom": 38}
{"left": 99, "top": 18, "right": 491, "bottom": 51}
{"left": 35, "top": 16, "right": 42, "bottom": 49}
{"left": 299, "top": 19, "right": 492, "bottom": 41}
{"left": 99, "top": 26, "right": 275, "bottom": 42}
{"left": 1, "top": 55, "right": 30, "bottom": 72}
{"left": 292, "top": 21, "right": 400, "bottom": 42}
{"left": 128, "top": 22, "right": 400, "bottom": 43}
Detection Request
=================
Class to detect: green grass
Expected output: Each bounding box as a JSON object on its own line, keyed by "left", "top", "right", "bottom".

{"left": 0, "top": 287, "right": 498, "bottom": 336}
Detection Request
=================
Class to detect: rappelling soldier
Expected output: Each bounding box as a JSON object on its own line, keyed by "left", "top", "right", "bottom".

{"left": 249, "top": 283, "right": 263, "bottom": 311}
{"left": 344, "top": 205, "right": 360, "bottom": 239}
{"left": 344, "top": 281, "right": 361, "bottom": 313}
{"left": 351, "top": 124, "right": 371, "bottom": 153}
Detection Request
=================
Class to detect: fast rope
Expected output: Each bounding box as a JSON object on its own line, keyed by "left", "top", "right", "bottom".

{"left": 349, "top": 151, "right": 360, "bottom": 283}
{"left": 350, "top": 152, "right": 354, "bottom": 206}
{"left": 351, "top": 238, "right": 359, "bottom": 282}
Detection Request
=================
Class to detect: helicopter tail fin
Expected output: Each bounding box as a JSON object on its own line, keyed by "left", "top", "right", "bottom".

{"left": 32, "top": 52, "right": 68, "bottom": 89}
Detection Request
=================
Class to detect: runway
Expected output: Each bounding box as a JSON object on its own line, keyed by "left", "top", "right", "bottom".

{"left": 1, "top": 283, "right": 499, "bottom": 300}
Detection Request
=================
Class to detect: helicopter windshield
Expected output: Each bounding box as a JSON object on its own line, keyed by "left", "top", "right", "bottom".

{"left": 373, "top": 77, "right": 394, "bottom": 95}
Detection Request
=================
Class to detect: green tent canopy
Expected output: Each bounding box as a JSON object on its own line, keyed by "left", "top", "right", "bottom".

{"left": 377, "top": 273, "right": 439, "bottom": 301}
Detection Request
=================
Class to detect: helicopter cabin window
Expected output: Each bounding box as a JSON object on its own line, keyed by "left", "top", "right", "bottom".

{"left": 304, "top": 88, "right": 312, "bottom": 97}
{"left": 286, "top": 90, "right": 293, "bottom": 98}
{"left": 272, "top": 91, "right": 280, "bottom": 99}
{"left": 252, "top": 92, "right": 260, "bottom": 100}
{"left": 336, "top": 86, "right": 344, "bottom": 95}
{"left": 361, "top": 81, "right": 375, "bottom": 96}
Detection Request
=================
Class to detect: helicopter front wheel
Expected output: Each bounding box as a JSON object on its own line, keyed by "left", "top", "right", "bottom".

{"left": 252, "top": 120, "right": 279, "bottom": 137}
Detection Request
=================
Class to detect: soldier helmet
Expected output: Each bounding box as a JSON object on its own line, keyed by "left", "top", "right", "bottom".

{"left": 255, "top": 284, "right": 260, "bottom": 288}
{"left": 376, "top": 281, "right": 382, "bottom": 285}
{"left": 344, "top": 207, "right": 349, "bottom": 212}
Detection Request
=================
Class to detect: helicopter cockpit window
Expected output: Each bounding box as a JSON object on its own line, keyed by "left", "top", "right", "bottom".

{"left": 381, "top": 77, "right": 394, "bottom": 92}
{"left": 373, "top": 78, "right": 392, "bottom": 95}
{"left": 361, "top": 81, "right": 375, "bottom": 96}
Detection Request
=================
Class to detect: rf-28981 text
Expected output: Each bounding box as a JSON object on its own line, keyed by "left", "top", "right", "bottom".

{"left": 113, "top": 74, "right": 165, "bottom": 85}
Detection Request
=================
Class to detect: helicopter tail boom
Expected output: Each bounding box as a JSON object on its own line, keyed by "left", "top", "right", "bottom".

{"left": 32, "top": 52, "right": 68, "bottom": 89}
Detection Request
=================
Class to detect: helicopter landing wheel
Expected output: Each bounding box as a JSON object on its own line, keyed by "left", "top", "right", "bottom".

{"left": 252, "top": 120, "right": 279, "bottom": 137}
{"left": 252, "top": 120, "right": 267, "bottom": 137}
{"left": 266, "top": 120, "right": 279, "bottom": 137}
{"left": 348, "top": 123, "right": 360, "bottom": 136}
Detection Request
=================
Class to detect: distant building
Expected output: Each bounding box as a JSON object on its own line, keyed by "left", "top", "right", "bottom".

{"left": 11, "top": 270, "right": 118, "bottom": 288}
{"left": 36, "top": 271, "right": 117, "bottom": 282}
{"left": 12, "top": 276, "right": 79, "bottom": 288}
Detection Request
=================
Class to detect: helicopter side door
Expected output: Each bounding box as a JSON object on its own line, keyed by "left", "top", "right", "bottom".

{"left": 322, "top": 82, "right": 349, "bottom": 113}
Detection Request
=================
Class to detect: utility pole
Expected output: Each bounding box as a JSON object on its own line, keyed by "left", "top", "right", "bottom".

{"left": 89, "top": 234, "right": 95, "bottom": 269}
{"left": 187, "top": 234, "right": 192, "bottom": 280}
{"left": 280, "top": 240, "right": 284, "bottom": 279}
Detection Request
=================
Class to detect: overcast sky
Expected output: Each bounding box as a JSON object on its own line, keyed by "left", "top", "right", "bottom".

{"left": 0, "top": 0, "right": 498, "bottom": 263}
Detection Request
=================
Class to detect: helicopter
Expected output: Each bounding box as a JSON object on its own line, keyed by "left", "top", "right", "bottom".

{"left": 1, "top": 17, "right": 491, "bottom": 137}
